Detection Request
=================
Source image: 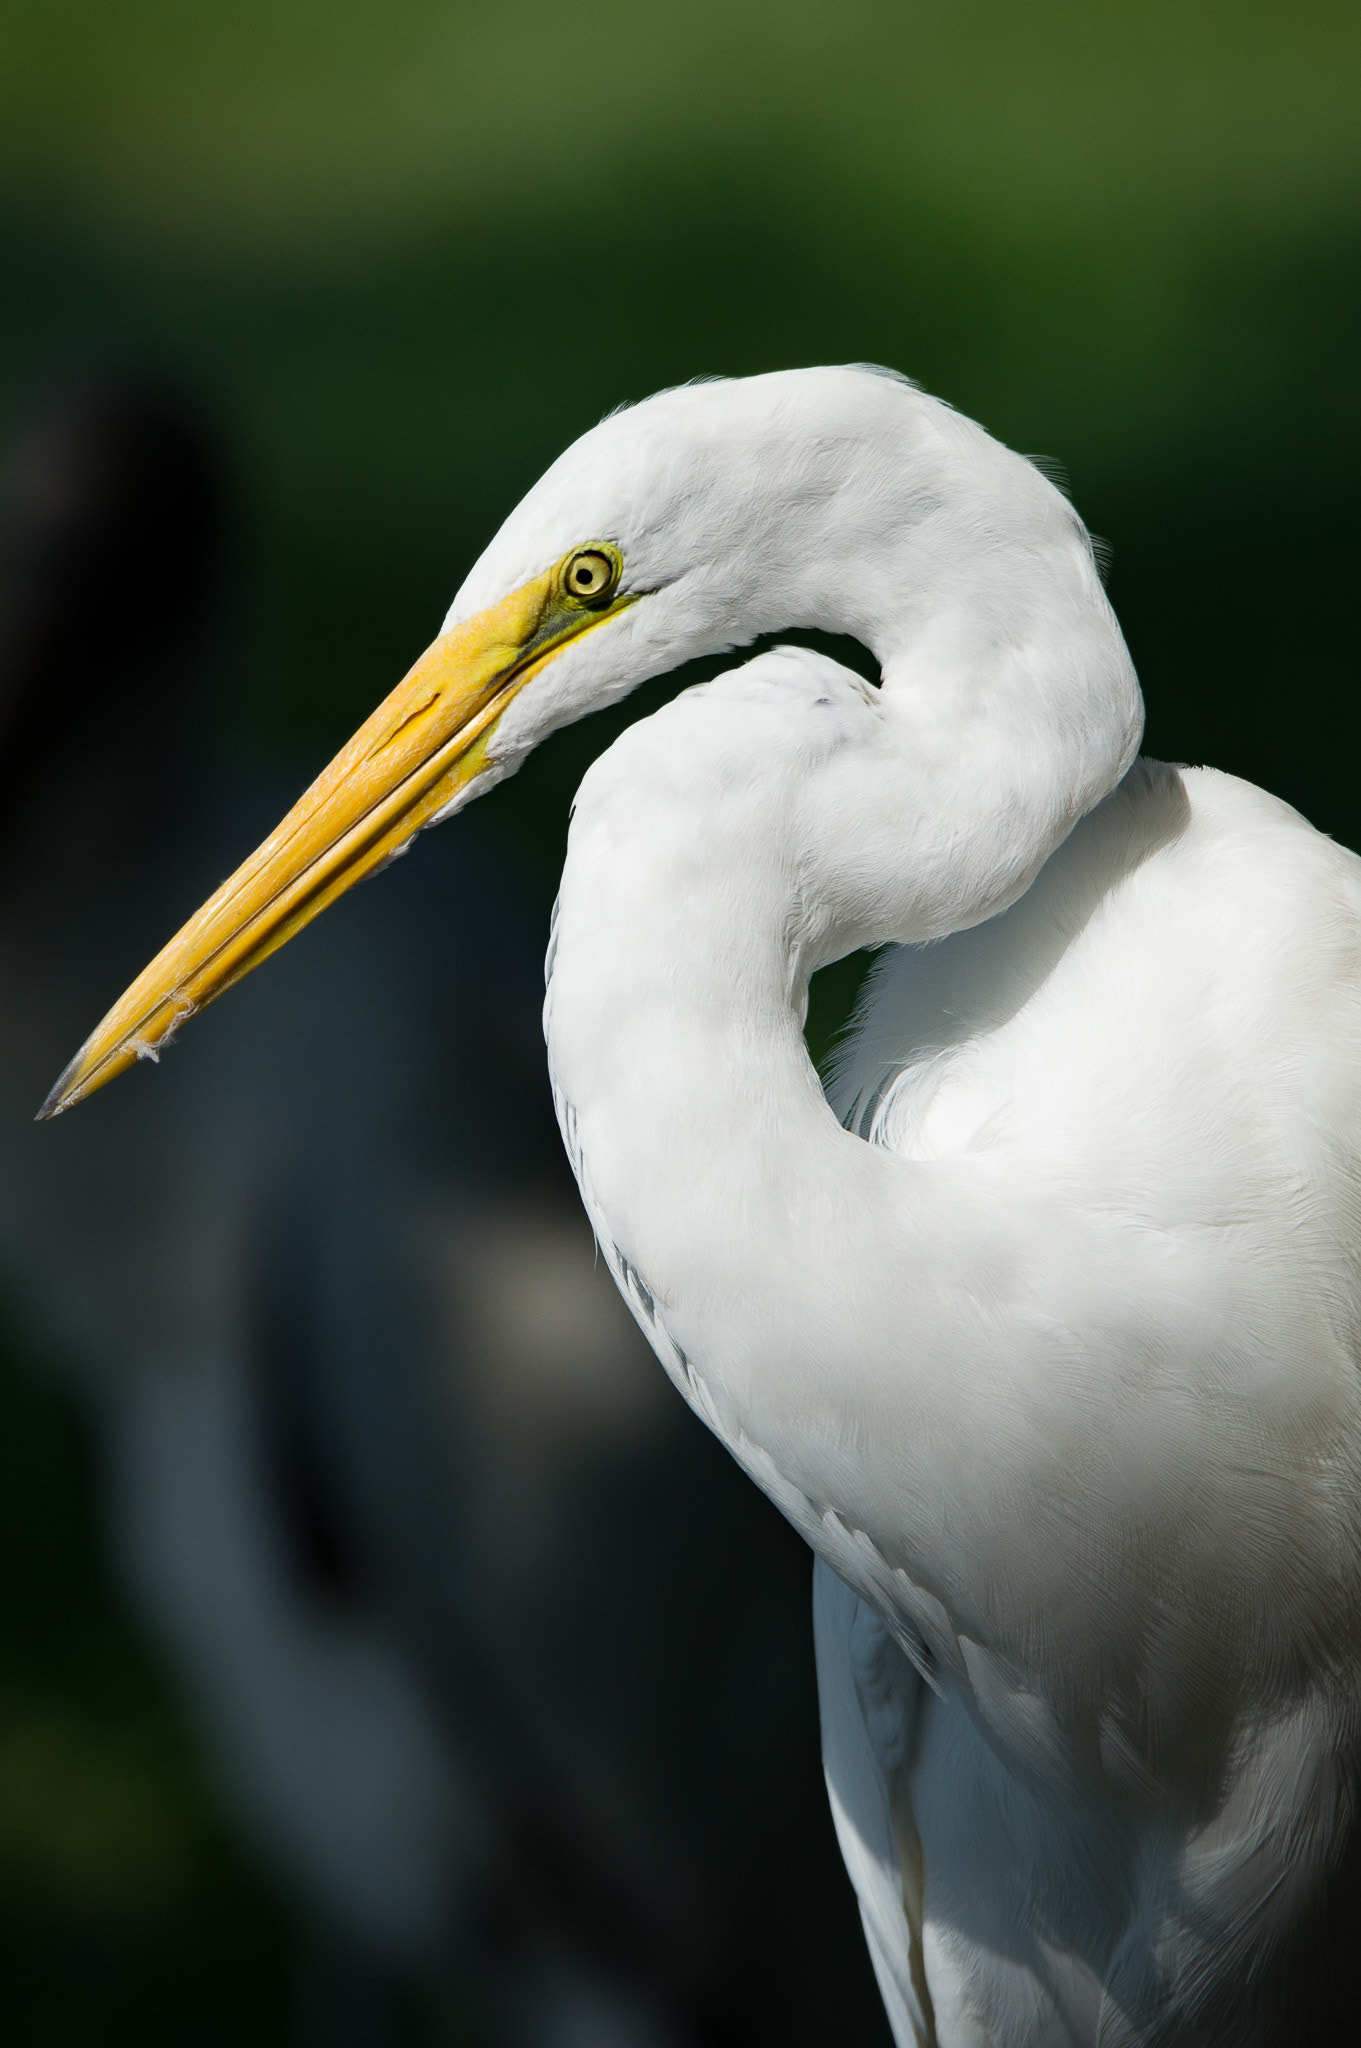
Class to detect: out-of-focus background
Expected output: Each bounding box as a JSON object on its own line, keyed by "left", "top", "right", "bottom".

{"left": 0, "top": 3, "right": 1356, "bottom": 2043}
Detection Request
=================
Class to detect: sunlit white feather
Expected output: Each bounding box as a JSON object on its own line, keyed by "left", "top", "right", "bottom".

{"left": 452, "top": 367, "right": 1361, "bottom": 2043}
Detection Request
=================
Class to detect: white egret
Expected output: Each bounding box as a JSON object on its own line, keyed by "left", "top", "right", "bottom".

{"left": 46, "top": 365, "right": 1361, "bottom": 2045}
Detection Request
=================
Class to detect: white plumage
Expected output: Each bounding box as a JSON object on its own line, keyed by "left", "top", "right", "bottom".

{"left": 508, "top": 371, "right": 1361, "bottom": 2042}
{"left": 544, "top": 648, "right": 1361, "bottom": 2045}
{"left": 58, "top": 364, "right": 1361, "bottom": 2043}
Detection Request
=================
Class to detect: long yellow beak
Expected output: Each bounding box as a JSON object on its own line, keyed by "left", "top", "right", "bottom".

{"left": 40, "top": 556, "right": 629, "bottom": 1119}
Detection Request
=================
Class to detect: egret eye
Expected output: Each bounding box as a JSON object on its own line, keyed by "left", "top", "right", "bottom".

{"left": 561, "top": 546, "right": 621, "bottom": 606}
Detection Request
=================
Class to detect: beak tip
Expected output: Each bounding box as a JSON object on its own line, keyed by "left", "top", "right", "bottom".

{"left": 37, "top": 1044, "right": 99, "bottom": 1122}
{"left": 36, "top": 1072, "right": 75, "bottom": 1122}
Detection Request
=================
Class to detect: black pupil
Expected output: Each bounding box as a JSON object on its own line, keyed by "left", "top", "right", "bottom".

{"left": 577, "top": 564, "right": 594, "bottom": 585}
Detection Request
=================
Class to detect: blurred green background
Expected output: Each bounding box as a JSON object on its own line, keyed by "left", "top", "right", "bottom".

{"left": 0, "top": 0, "right": 1357, "bottom": 2037}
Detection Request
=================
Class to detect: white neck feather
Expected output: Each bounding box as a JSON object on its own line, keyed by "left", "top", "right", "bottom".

{"left": 535, "top": 375, "right": 1144, "bottom": 1663}
{"left": 544, "top": 614, "right": 1138, "bottom": 1634}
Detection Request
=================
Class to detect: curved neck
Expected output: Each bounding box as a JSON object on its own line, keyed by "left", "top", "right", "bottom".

{"left": 541, "top": 388, "right": 1148, "bottom": 1618}
{"left": 542, "top": 662, "right": 1023, "bottom": 1541}
{"left": 541, "top": 621, "right": 1169, "bottom": 1747}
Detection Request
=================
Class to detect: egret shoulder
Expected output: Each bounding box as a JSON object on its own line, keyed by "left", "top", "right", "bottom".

{"left": 835, "top": 761, "right": 1361, "bottom": 1222}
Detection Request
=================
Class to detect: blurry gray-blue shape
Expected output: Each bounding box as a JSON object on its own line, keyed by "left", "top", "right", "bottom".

{"left": 0, "top": 380, "right": 885, "bottom": 2048}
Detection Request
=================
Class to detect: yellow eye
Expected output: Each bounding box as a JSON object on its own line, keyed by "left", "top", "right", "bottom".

{"left": 561, "top": 546, "right": 621, "bottom": 606}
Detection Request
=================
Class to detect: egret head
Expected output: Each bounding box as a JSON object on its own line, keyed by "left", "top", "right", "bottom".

{"left": 41, "top": 365, "right": 1135, "bottom": 1117}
